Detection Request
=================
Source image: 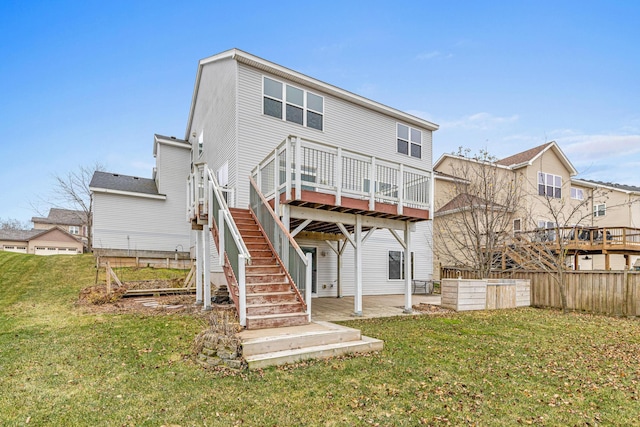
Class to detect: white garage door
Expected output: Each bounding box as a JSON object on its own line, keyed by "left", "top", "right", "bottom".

{"left": 34, "top": 246, "right": 78, "bottom": 256}
{"left": 3, "top": 246, "right": 27, "bottom": 254}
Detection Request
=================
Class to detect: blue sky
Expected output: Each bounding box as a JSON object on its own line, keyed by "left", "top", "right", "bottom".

{"left": 1, "top": 1, "right": 639, "bottom": 224}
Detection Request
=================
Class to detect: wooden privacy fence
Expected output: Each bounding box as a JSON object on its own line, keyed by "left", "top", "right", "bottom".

{"left": 441, "top": 267, "right": 640, "bottom": 316}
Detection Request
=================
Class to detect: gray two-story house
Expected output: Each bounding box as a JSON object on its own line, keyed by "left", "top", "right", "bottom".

{"left": 185, "top": 49, "right": 438, "bottom": 329}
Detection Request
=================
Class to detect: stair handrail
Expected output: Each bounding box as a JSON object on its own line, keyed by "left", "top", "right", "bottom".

{"left": 202, "top": 164, "right": 251, "bottom": 325}
{"left": 249, "top": 175, "right": 311, "bottom": 319}
{"left": 206, "top": 167, "right": 252, "bottom": 262}
{"left": 248, "top": 175, "right": 307, "bottom": 264}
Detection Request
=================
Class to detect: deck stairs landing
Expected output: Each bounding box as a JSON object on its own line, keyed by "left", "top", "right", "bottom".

{"left": 239, "top": 321, "right": 384, "bottom": 370}
{"left": 229, "top": 208, "right": 309, "bottom": 330}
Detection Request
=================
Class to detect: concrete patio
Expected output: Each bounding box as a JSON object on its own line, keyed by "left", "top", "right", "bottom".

{"left": 311, "top": 294, "right": 441, "bottom": 322}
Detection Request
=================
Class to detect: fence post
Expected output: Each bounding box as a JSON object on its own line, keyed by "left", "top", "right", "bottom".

{"left": 238, "top": 254, "right": 247, "bottom": 327}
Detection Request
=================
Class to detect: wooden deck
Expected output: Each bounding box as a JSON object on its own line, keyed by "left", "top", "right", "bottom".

{"left": 496, "top": 226, "right": 640, "bottom": 271}
{"left": 276, "top": 189, "right": 429, "bottom": 235}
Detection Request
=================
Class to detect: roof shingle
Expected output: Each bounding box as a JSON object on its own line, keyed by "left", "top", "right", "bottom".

{"left": 90, "top": 171, "right": 160, "bottom": 195}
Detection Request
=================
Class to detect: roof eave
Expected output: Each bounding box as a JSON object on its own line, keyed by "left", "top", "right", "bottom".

{"left": 89, "top": 187, "right": 167, "bottom": 200}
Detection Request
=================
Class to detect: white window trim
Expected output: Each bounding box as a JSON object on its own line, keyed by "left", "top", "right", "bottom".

{"left": 594, "top": 203, "right": 606, "bottom": 217}
{"left": 538, "top": 172, "right": 562, "bottom": 199}
{"left": 197, "top": 130, "right": 204, "bottom": 158}
{"left": 388, "top": 250, "right": 414, "bottom": 281}
{"left": 262, "top": 76, "right": 324, "bottom": 131}
{"left": 571, "top": 187, "right": 584, "bottom": 200}
{"left": 513, "top": 218, "right": 522, "bottom": 234}
{"left": 396, "top": 123, "right": 422, "bottom": 159}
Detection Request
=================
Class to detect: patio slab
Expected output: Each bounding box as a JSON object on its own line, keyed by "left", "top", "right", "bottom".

{"left": 311, "top": 294, "right": 441, "bottom": 322}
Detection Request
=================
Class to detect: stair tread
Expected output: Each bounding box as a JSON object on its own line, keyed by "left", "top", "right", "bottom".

{"left": 246, "top": 290, "right": 294, "bottom": 296}
{"left": 246, "top": 312, "right": 308, "bottom": 319}
{"left": 247, "top": 301, "right": 301, "bottom": 307}
{"left": 244, "top": 336, "right": 383, "bottom": 362}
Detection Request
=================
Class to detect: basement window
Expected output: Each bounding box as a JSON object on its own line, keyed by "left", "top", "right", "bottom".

{"left": 388, "top": 251, "right": 414, "bottom": 280}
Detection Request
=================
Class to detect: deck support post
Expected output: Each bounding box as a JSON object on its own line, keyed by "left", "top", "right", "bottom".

{"left": 203, "top": 226, "right": 212, "bottom": 311}
{"left": 218, "top": 210, "right": 225, "bottom": 267}
{"left": 336, "top": 147, "right": 342, "bottom": 205}
{"left": 285, "top": 137, "right": 292, "bottom": 201}
{"left": 238, "top": 254, "right": 246, "bottom": 326}
{"left": 195, "top": 230, "right": 203, "bottom": 305}
{"left": 403, "top": 220, "right": 413, "bottom": 313}
{"left": 354, "top": 215, "right": 363, "bottom": 316}
{"left": 306, "top": 252, "right": 313, "bottom": 321}
{"left": 294, "top": 137, "right": 302, "bottom": 200}
{"left": 369, "top": 157, "right": 376, "bottom": 211}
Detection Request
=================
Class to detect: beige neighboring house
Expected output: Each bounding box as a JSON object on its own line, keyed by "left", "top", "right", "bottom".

{"left": 0, "top": 227, "right": 84, "bottom": 255}
{"left": 32, "top": 208, "right": 88, "bottom": 248}
{"left": 434, "top": 141, "right": 640, "bottom": 274}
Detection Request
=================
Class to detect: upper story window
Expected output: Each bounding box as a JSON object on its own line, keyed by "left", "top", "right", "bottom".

{"left": 197, "top": 130, "right": 204, "bottom": 157}
{"left": 69, "top": 226, "right": 79, "bottom": 235}
{"left": 594, "top": 203, "right": 606, "bottom": 217}
{"left": 571, "top": 187, "right": 584, "bottom": 200}
{"left": 397, "top": 124, "right": 422, "bottom": 159}
{"left": 263, "top": 77, "right": 324, "bottom": 131}
{"left": 538, "top": 172, "right": 562, "bottom": 198}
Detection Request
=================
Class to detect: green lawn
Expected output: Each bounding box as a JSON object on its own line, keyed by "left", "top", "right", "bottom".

{"left": 1, "top": 252, "right": 640, "bottom": 426}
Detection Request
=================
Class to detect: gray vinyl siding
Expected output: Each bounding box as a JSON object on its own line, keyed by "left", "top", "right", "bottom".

{"left": 189, "top": 58, "right": 238, "bottom": 206}
{"left": 296, "top": 221, "right": 432, "bottom": 297}
{"left": 93, "top": 193, "right": 190, "bottom": 252}
{"left": 235, "top": 64, "right": 433, "bottom": 208}
{"left": 93, "top": 142, "right": 191, "bottom": 253}
{"left": 189, "top": 57, "right": 434, "bottom": 294}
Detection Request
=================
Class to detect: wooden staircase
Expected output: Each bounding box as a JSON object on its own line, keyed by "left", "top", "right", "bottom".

{"left": 229, "top": 208, "right": 309, "bottom": 329}
{"left": 497, "top": 235, "right": 561, "bottom": 270}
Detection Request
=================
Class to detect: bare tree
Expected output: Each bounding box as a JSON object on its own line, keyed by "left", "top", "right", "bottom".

{"left": 0, "top": 218, "right": 30, "bottom": 230}
{"left": 434, "top": 148, "right": 523, "bottom": 278}
{"left": 50, "top": 162, "right": 105, "bottom": 250}
{"left": 515, "top": 182, "right": 610, "bottom": 313}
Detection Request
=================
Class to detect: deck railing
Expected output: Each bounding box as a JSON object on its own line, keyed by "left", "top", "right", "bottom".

{"left": 188, "top": 163, "right": 251, "bottom": 325}
{"left": 514, "top": 226, "right": 640, "bottom": 250}
{"left": 251, "top": 135, "right": 432, "bottom": 215}
{"left": 249, "top": 176, "right": 311, "bottom": 319}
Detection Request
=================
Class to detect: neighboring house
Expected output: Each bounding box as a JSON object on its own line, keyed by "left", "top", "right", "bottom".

{"left": 0, "top": 227, "right": 83, "bottom": 255}
{"left": 182, "top": 48, "right": 436, "bottom": 325}
{"left": 89, "top": 134, "right": 191, "bottom": 259}
{"left": 32, "top": 208, "right": 88, "bottom": 247}
{"left": 434, "top": 141, "right": 640, "bottom": 274}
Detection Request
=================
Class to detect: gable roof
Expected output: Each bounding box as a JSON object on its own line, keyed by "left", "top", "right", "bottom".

{"left": 496, "top": 141, "right": 578, "bottom": 176}
{"left": 0, "top": 226, "right": 82, "bottom": 243}
{"left": 90, "top": 171, "right": 165, "bottom": 199}
{"left": 32, "top": 208, "right": 86, "bottom": 226}
{"left": 436, "top": 193, "right": 506, "bottom": 216}
{"left": 495, "top": 142, "right": 553, "bottom": 167}
{"left": 153, "top": 134, "right": 190, "bottom": 157}
{"left": 185, "top": 48, "right": 439, "bottom": 141}
{"left": 0, "top": 229, "right": 41, "bottom": 241}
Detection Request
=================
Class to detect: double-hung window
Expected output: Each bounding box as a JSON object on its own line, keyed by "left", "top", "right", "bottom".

{"left": 69, "top": 226, "right": 79, "bottom": 235}
{"left": 263, "top": 77, "right": 324, "bottom": 131}
{"left": 397, "top": 124, "right": 422, "bottom": 159}
{"left": 538, "top": 172, "right": 562, "bottom": 198}
{"left": 388, "top": 250, "right": 414, "bottom": 280}
{"left": 594, "top": 203, "right": 606, "bottom": 217}
{"left": 571, "top": 187, "right": 584, "bottom": 200}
